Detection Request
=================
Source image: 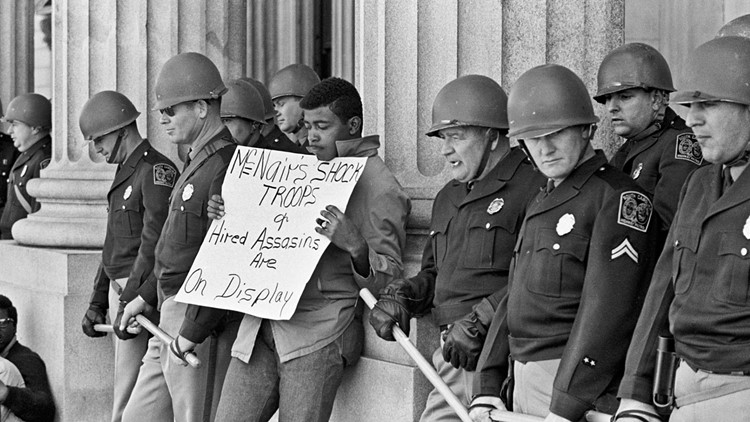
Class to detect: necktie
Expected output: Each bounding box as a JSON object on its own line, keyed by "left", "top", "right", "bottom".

{"left": 183, "top": 149, "right": 192, "bottom": 171}
{"left": 722, "top": 167, "right": 734, "bottom": 196}
{"left": 546, "top": 179, "right": 556, "bottom": 195}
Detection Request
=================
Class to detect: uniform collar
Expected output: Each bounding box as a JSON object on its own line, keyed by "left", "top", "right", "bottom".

{"left": 13, "top": 135, "right": 51, "bottom": 169}
{"left": 189, "top": 126, "right": 226, "bottom": 160}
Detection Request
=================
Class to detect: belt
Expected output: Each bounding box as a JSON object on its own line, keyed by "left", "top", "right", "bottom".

{"left": 110, "top": 279, "right": 123, "bottom": 296}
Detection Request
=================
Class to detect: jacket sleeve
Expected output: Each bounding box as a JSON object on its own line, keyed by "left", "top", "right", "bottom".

{"left": 473, "top": 286, "right": 511, "bottom": 398}
{"left": 653, "top": 135, "right": 701, "bottom": 232}
{"left": 89, "top": 264, "right": 110, "bottom": 309}
{"left": 120, "top": 164, "right": 176, "bottom": 302}
{"left": 549, "top": 188, "right": 660, "bottom": 421}
{"left": 4, "top": 349, "right": 55, "bottom": 422}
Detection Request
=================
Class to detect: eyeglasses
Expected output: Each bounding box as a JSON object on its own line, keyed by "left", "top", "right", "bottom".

{"left": 0, "top": 318, "right": 15, "bottom": 327}
{"left": 159, "top": 105, "right": 176, "bottom": 117}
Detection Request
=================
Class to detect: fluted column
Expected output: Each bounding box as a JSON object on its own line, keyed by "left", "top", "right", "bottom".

{"left": 0, "top": 0, "right": 34, "bottom": 109}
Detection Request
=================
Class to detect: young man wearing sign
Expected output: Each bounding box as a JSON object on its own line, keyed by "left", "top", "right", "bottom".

{"left": 470, "top": 65, "right": 658, "bottom": 422}
{"left": 211, "top": 77, "right": 411, "bottom": 422}
{"left": 367, "top": 74, "right": 546, "bottom": 421}
{"left": 78, "top": 90, "right": 177, "bottom": 422}
{"left": 119, "top": 52, "right": 240, "bottom": 422}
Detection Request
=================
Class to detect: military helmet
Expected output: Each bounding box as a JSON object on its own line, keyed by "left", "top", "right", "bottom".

{"left": 3, "top": 93, "right": 52, "bottom": 128}
{"left": 221, "top": 79, "right": 267, "bottom": 124}
{"left": 717, "top": 14, "right": 750, "bottom": 39}
{"left": 508, "top": 64, "right": 598, "bottom": 139}
{"left": 153, "top": 52, "right": 227, "bottom": 110}
{"left": 240, "top": 77, "right": 275, "bottom": 121}
{"left": 672, "top": 36, "right": 750, "bottom": 106}
{"left": 267, "top": 64, "right": 321, "bottom": 100}
{"left": 79, "top": 91, "right": 140, "bottom": 140}
{"left": 426, "top": 75, "right": 509, "bottom": 137}
{"left": 593, "top": 43, "right": 675, "bottom": 104}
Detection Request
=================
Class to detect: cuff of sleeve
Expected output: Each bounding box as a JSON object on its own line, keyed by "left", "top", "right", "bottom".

{"left": 473, "top": 368, "right": 503, "bottom": 398}
{"left": 3, "top": 386, "right": 18, "bottom": 407}
{"left": 179, "top": 305, "right": 220, "bottom": 344}
{"left": 473, "top": 298, "right": 495, "bottom": 328}
{"left": 136, "top": 273, "right": 159, "bottom": 307}
{"left": 549, "top": 390, "right": 592, "bottom": 422}
{"left": 352, "top": 246, "right": 383, "bottom": 288}
{"left": 617, "top": 375, "right": 654, "bottom": 404}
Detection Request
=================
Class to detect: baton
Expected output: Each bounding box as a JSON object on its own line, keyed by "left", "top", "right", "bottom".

{"left": 489, "top": 408, "right": 611, "bottom": 422}
{"left": 134, "top": 314, "right": 202, "bottom": 368}
{"left": 360, "top": 288, "right": 472, "bottom": 422}
{"left": 94, "top": 324, "right": 114, "bottom": 333}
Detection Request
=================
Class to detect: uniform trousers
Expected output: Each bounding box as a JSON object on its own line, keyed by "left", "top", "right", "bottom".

{"left": 121, "top": 296, "right": 238, "bottom": 422}
{"left": 107, "top": 278, "right": 149, "bottom": 422}
{"left": 419, "top": 346, "right": 472, "bottom": 422}
{"left": 512, "top": 359, "right": 561, "bottom": 419}
{"left": 671, "top": 363, "right": 750, "bottom": 422}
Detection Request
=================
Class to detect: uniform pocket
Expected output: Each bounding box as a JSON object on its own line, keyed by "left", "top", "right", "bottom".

{"left": 169, "top": 199, "right": 205, "bottom": 245}
{"left": 712, "top": 232, "right": 750, "bottom": 305}
{"left": 429, "top": 215, "right": 451, "bottom": 270}
{"left": 463, "top": 210, "right": 519, "bottom": 270}
{"left": 112, "top": 201, "right": 142, "bottom": 238}
{"left": 671, "top": 226, "right": 699, "bottom": 295}
{"left": 526, "top": 228, "right": 589, "bottom": 298}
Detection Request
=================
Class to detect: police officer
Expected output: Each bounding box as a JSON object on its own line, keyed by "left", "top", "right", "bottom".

{"left": 267, "top": 64, "right": 320, "bottom": 147}
{"left": 0, "top": 127, "right": 18, "bottom": 218}
{"left": 615, "top": 35, "right": 750, "bottom": 422}
{"left": 119, "top": 52, "right": 239, "bottom": 422}
{"left": 716, "top": 14, "right": 750, "bottom": 38}
{"left": 79, "top": 90, "right": 177, "bottom": 422}
{"left": 221, "top": 79, "right": 305, "bottom": 153}
{"left": 241, "top": 77, "right": 305, "bottom": 150}
{"left": 369, "top": 75, "right": 545, "bottom": 421}
{"left": 471, "top": 64, "right": 659, "bottom": 422}
{"left": 0, "top": 93, "right": 52, "bottom": 239}
{"left": 595, "top": 43, "right": 704, "bottom": 242}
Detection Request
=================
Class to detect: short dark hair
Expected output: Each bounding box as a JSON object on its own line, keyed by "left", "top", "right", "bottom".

{"left": 0, "top": 295, "right": 17, "bottom": 322}
{"left": 300, "top": 77, "right": 362, "bottom": 125}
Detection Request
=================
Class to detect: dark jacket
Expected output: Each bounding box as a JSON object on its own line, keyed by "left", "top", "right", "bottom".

{"left": 0, "top": 133, "right": 19, "bottom": 215}
{"left": 257, "top": 125, "right": 310, "bottom": 155}
{"left": 3, "top": 340, "right": 55, "bottom": 422}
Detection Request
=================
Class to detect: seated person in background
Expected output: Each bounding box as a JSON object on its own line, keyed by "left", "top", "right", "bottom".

{"left": 0, "top": 356, "right": 24, "bottom": 422}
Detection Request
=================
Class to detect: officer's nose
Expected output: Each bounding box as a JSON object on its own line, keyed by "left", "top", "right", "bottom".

{"left": 685, "top": 105, "right": 703, "bottom": 128}
{"left": 440, "top": 138, "right": 454, "bottom": 156}
{"left": 605, "top": 97, "right": 619, "bottom": 113}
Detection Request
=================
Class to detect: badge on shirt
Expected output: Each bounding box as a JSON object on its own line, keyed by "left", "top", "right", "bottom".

{"left": 611, "top": 238, "right": 639, "bottom": 263}
{"left": 123, "top": 185, "right": 132, "bottom": 200}
{"left": 618, "top": 191, "right": 653, "bottom": 232}
{"left": 744, "top": 215, "right": 750, "bottom": 240}
{"left": 556, "top": 213, "right": 575, "bottom": 236}
{"left": 182, "top": 184, "right": 194, "bottom": 201}
{"left": 675, "top": 133, "right": 703, "bottom": 165}
{"left": 153, "top": 163, "right": 177, "bottom": 188}
{"left": 487, "top": 198, "right": 504, "bottom": 215}
{"left": 40, "top": 158, "right": 50, "bottom": 170}
{"left": 631, "top": 162, "right": 643, "bottom": 180}
{"left": 20, "top": 165, "right": 27, "bottom": 177}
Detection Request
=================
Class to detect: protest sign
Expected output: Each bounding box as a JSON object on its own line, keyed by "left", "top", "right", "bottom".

{"left": 174, "top": 146, "right": 365, "bottom": 320}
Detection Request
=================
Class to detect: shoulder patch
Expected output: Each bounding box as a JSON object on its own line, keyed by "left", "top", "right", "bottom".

{"left": 39, "top": 158, "right": 51, "bottom": 170}
{"left": 618, "top": 191, "right": 652, "bottom": 232}
{"left": 675, "top": 133, "right": 703, "bottom": 165}
{"left": 153, "top": 163, "right": 177, "bottom": 187}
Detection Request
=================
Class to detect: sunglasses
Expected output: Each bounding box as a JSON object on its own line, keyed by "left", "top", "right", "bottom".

{"left": 159, "top": 105, "right": 177, "bottom": 117}
{"left": 0, "top": 318, "right": 14, "bottom": 327}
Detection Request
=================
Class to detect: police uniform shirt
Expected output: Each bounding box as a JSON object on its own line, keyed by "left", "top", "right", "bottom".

{"left": 475, "top": 151, "right": 659, "bottom": 421}
{"left": 93, "top": 141, "right": 178, "bottom": 306}
{"left": 619, "top": 162, "right": 750, "bottom": 404}
{"left": 0, "top": 136, "right": 51, "bottom": 239}
{"left": 258, "top": 125, "right": 310, "bottom": 155}
{"left": 0, "top": 133, "right": 19, "bottom": 213}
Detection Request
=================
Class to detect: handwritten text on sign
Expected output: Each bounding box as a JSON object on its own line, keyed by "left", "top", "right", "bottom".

{"left": 174, "top": 146, "right": 365, "bottom": 320}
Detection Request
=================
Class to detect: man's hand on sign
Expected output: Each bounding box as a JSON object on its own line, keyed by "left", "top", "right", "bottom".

{"left": 316, "top": 205, "right": 371, "bottom": 276}
{"left": 119, "top": 295, "right": 152, "bottom": 335}
{"left": 207, "top": 194, "right": 226, "bottom": 220}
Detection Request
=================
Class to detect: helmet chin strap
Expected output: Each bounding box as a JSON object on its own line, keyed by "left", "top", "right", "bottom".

{"left": 469, "top": 129, "right": 497, "bottom": 182}
{"left": 107, "top": 131, "right": 124, "bottom": 164}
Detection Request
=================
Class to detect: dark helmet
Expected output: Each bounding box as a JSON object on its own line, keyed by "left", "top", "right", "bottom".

{"left": 672, "top": 36, "right": 750, "bottom": 106}
{"left": 593, "top": 43, "right": 675, "bottom": 104}
{"left": 221, "top": 80, "right": 267, "bottom": 124}
{"left": 240, "top": 77, "right": 275, "bottom": 120}
{"left": 153, "top": 52, "right": 227, "bottom": 110}
{"left": 3, "top": 93, "right": 52, "bottom": 128}
{"left": 425, "top": 75, "right": 508, "bottom": 137}
{"left": 267, "top": 64, "right": 320, "bottom": 100}
{"left": 508, "top": 64, "right": 598, "bottom": 139}
{"left": 79, "top": 91, "right": 140, "bottom": 140}
{"left": 716, "top": 14, "right": 750, "bottom": 39}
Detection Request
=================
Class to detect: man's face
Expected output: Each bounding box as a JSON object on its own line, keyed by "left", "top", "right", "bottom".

{"left": 686, "top": 101, "right": 750, "bottom": 164}
{"left": 303, "top": 106, "right": 352, "bottom": 161}
{"left": 273, "top": 96, "right": 303, "bottom": 134}
{"left": 438, "top": 127, "right": 488, "bottom": 183}
{"left": 604, "top": 88, "right": 658, "bottom": 138}
{"left": 222, "top": 117, "right": 261, "bottom": 147}
{"left": 92, "top": 130, "right": 123, "bottom": 164}
{"left": 159, "top": 101, "right": 200, "bottom": 145}
{"left": 0, "top": 308, "right": 16, "bottom": 352}
{"left": 8, "top": 120, "right": 36, "bottom": 152}
{"left": 524, "top": 126, "right": 590, "bottom": 184}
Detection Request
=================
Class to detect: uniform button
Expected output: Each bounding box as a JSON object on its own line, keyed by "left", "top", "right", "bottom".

{"left": 742, "top": 248, "right": 748, "bottom": 256}
{"left": 599, "top": 167, "right": 605, "bottom": 171}
{"left": 121, "top": 205, "right": 125, "bottom": 209}
{"left": 553, "top": 243, "right": 560, "bottom": 250}
{"left": 674, "top": 240, "right": 680, "bottom": 247}
{"left": 144, "top": 151, "right": 148, "bottom": 156}
{"left": 485, "top": 222, "right": 491, "bottom": 230}
{"left": 274, "top": 139, "right": 279, "bottom": 143}
{"left": 429, "top": 230, "right": 435, "bottom": 236}
{"left": 180, "top": 205, "right": 184, "bottom": 211}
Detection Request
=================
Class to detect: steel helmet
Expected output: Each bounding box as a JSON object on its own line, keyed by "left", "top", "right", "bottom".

{"left": 717, "top": 14, "right": 750, "bottom": 39}
{"left": 508, "top": 64, "right": 599, "bottom": 139}
{"left": 672, "top": 36, "right": 750, "bottom": 106}
{"left": 240, "top": 77, "right": 275, "bottom": 120}
{"left": 79, "top": 91, "right": 140, "bottom": 140}
{"left": 267, "top": 64, "right": 321, "bottom": 100}
{"left": 220, "top": 79, "right": 267, "bottom": 124}
{"left": 593, "top": 43, "right": 675, "bottom": 104}
{"left": 3, "top": 93, "right": 52, "bottom": 128}
{"left": 425, "top": 75, "right": 508, "bottom": 137}
{"left": 153, "top": 52, "right": 227, "bottom": 110}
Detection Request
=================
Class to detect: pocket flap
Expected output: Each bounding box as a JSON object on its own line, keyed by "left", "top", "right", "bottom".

{"left": 719, "top": 231, "right": 750, "bottom": 259}
{"left": 535, "top": 228, "right": 589, "bottom": 261}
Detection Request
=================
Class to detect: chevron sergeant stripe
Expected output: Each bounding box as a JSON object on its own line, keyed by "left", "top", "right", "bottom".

{"left": 611, "top": 238, "right": 638, "bottom": 263}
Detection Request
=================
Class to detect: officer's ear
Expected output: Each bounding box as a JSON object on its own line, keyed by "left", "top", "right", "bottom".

{"left": 582, "top": 124, "right": 597, "bottom": 141}
{"left": 650, "top": 90, "right": 668, "bottom": 111}
{"left": 195, "top": 99, "right": 209, "bottom": 119}
{"left": 347, "top": 116, "right": 362, "bottom": 136}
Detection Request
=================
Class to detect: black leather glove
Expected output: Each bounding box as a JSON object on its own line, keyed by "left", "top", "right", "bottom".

{"left": 442, "top": 298, "right": 494, "bottom": 370}
{"left": 113, "top": 301, "right": 138, "bottom": 341}
{"left": 369, "top": 281, "right": 414, "bottom": 341}
{"left": 82, "top": 305, "right": 107, "bottom": 338}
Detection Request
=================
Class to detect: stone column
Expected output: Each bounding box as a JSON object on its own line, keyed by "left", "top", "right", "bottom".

{"left": 344, "top": 1, "right": 624, "bottom": 420}
{"left": 0, "top": 0, "right": 34, "bottom": 109}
